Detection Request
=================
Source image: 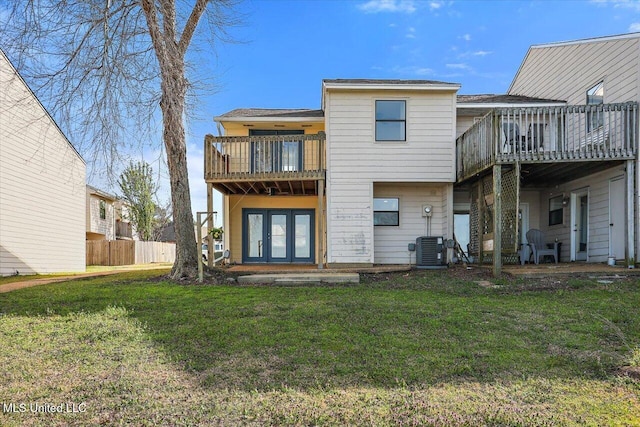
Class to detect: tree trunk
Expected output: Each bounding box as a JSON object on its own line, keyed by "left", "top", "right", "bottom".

{"left": 160, "top": 60, "right": 198, "bottom": 279}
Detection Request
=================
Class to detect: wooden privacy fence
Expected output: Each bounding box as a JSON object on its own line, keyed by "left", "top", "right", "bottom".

{"left": 86, "top": 241, "right": 176, "bottom": 266}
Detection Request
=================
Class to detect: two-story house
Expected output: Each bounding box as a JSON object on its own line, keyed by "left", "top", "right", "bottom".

{"left": 206, "top": 79, "right": 460, "bottom": 268}
{"left": 205, "top": 33, "right": 640, "bottom": 272}
{"left": 0, "top": 48, "right": 86, "bottom": 276}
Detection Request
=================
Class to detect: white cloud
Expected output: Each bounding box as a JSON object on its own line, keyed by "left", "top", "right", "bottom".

{"left": 591, "top": 0, "right": 640, "bottom": 12}
{"left": 472, "top": 50, "right": 492, "bottom": 57}
{"left": 630, "top": 22, "right": 640, "bottom": 31}
{"left": 429, "top": 1, "right": 444, "bottom": 11}
{"left": 461, "top": 34, "right": 471, "bottom": 41}
{"left": 446, "top": 63, "right": 471, "bottom": 70}
{"left": 392, "top": 65, "right": 434, "bottom": 76}
{"left": 406, "top": 27, "right": 416, "bottom": 38}
{"left": 358, "top": 0, "right": 417, "bottom": 14}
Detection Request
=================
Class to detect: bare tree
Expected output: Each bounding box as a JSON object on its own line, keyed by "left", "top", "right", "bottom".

{"left": 0, "top": 0, "right": 240, "bottom": 278}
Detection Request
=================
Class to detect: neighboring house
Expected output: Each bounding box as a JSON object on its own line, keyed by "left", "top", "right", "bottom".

{"left": 114, "top": 200, "right": 139, "bottom": 241}
{"left": 0, "top": 49, "right": 86, "bottom": 276}
{"left": 86, "top": 185, "right": 117, "bottom": 241}
{"left": 205, "top": 33, "right": 640, "bottom": 271}
{"left": 205, "top": 79, "right": 460, "bottom": 267}
{"left": 455, "top": 33, "right": 640, "bottom": 270}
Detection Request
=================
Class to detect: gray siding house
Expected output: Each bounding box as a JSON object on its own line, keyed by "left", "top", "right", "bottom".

{"left": 455, "top": 33, "right": 640, "bottom": 271}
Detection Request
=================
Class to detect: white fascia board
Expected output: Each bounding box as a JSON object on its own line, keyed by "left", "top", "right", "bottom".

{"left": 531, "top": 32, "right": 640, "bottom": 50}
{"left": 457, "top": 102, "right": 566, "bottom": 109}
{"left": 323, "top": 82, "right": 461, "bottom": 92}
{"left": 214, "top": 116, "right": 324, "bottom": 123}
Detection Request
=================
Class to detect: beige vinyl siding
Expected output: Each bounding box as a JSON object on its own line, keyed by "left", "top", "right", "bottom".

{"left": 532, "top": 166, "right": 625, "bottom": 263}
{"left": 326, "top": 182, "right": 373, "bottom": 264}
{"left": 0, "top": 52, "right": 86, "bottom": 276}
{"left": 86, "top": 193, "right": 116, "bottom": 240}
{"left": 326, "top": 91, "right": 457, "bottom": 182}
{"left": 373, "top": 183, "right": 452, "bottom": 264}
{"left": 455, "top": 113, "right": 486, "bottom": 139}
{"left": 510, "top": 37, "right": 640, "bottom": 104}
{"left": 325, "top": 88, "right": 457, "bottom": 265}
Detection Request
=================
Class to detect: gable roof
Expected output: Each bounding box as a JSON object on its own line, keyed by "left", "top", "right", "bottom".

{"left": 0, "top": 48, "right": 85, "bottom": 165}
{"left": 87, "top": 185, "right": 118, "bottom": 201}
{"left": 528, "top": 32, "right": 640, "bottom": 50}
{"left": 215, "top": 108, "right": 324, "bottom": 122}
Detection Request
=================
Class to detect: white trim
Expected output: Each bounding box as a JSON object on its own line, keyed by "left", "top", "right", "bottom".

{"left": 531, "top": 32, "right": 640, "bottom": 50}
{"left": 570, "top": 188, "right": 590, "bottom": 262}
{"left": 609, "top": 175, "right": 625, "bottom": 259}
{"left": 323, "top": 81, "right": 461, "bottom": 92}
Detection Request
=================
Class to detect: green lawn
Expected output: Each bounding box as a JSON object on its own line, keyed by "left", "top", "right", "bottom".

{"left": 0, "top": 268, "right": 639, "bottom": 426}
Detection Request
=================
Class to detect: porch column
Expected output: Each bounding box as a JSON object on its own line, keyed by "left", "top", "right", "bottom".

{"left": 207, "top": 182, "right": 214, "bottom": 268}
{"left": 627, "top": 160, "right": 636, "bottom": 266}
{"left": 493, "top": 165, "right": 502, "bottom": 276}
{"left": 318, "top": 179, "right": 324, "bottom": 269}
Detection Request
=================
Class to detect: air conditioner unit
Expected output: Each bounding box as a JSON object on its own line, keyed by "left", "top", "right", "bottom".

{"left": 415, "top": 236, "right": 447, "bottom": 269}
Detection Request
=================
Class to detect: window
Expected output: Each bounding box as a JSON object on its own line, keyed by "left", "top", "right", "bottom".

{"left": 548, "top": 195, "right": 563, "bottom": 226}
{"left": 374, "top": 198, "right": 399, "bottom": 226}
{"left": 375, "top": 100, "right": 406, "bottom": 141}
{"left": 586, "top": 81, "right": 604, "bottom": 131}
{"left": 249, "top": 129, "right": 304, "bottom": 173}
{"left": 99, "top": 200, "right": 106, "bottom": 220}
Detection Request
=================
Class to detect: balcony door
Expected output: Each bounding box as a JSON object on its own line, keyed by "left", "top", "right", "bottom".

{"left": 249, "top": 130, "right": 304, "bottom": 173}
{"left": 243, "top": 209, "right": 314, "bottom": 263}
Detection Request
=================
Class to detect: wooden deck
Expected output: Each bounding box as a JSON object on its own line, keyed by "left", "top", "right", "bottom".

{"left": 204, "top": 133, "right": 326, "bottom": 195}
{"left": 456, "top": 102, "right": 638, "bottom": 183}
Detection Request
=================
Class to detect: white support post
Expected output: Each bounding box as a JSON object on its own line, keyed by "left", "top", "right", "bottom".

{"left": 627, "top": 159, "right": 636, "bottom": 267}
{"left": 318, "top": 179, "right": 324, "bottom": 269}
{"left": 207, "top": 183, "right": 214, "bottom": 268}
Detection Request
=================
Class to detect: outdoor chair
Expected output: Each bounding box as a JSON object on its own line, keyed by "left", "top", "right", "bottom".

{"left": 527, "top": 123, "right": 545, "bottom": 151}
{"left": 502, "top": 122, "right": 526, "bottom": 153}
{"left": 526, "top": 229, "right": 559, "bottom": 264}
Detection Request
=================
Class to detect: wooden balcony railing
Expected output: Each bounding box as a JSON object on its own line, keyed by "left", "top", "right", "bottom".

{"left": 456, "top": 102, "right": 638, "bottom": 182}
{"left": 116, "top": 221, "right": 133, "bottom": 239}
{"left": 204, "top": 133, "right": 326, "bottom": 182}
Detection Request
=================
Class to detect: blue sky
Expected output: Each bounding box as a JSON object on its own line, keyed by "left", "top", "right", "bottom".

{"left": 130, "top": 0, "right": 640, "bottom": 224}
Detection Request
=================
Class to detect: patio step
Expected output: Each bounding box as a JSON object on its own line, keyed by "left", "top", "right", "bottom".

{"left": 237, "top": 273, "right": 359, "bottom": 285}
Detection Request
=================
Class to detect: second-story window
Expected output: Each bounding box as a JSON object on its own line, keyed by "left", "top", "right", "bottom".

{"left": 375, "top": 100, "right": 406, "bottom": 141}
{"left": 586, "top": 81, "right": 604, "bottom": 132}
{"left": 99, "top": 200, "right": 106, "bottom": 220}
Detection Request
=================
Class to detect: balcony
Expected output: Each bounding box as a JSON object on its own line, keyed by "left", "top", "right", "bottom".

{"left": 204, "top": 133, "right": 326, "bottom": 195}
{"left": 116, "top": 220, "right": 133, "bottom": 240}
{"left": 456, "top": 102, "right": 638, "bottom": 185}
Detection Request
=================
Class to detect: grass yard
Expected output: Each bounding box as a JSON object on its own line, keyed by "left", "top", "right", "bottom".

{"left": 0, "top": 268, "right": 639, "bottom": 426}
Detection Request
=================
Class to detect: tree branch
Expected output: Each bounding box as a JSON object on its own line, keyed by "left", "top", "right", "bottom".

{"left": 179, "top": 0, "right": 208, "bottom": 58}
{"left": 140, "top": 0, "right": 166, "bottom": 65}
